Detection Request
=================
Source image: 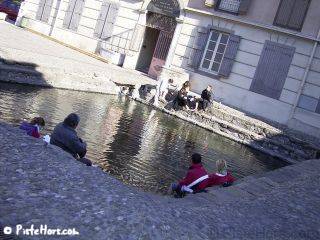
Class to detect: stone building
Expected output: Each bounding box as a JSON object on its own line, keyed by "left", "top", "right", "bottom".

{"left": 16, "top": 0, "right": 320, "bottom": 137}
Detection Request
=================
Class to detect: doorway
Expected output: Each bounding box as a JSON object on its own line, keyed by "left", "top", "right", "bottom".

{"left": 136, "top": 27, "right": 160, "bottom": 74}
{"left": 136, "top": 12, "right": 177, "bottom": 78}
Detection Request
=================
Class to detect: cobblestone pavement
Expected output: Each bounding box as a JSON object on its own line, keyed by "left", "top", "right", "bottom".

{"left": 0, "top": 122, "right": 320, "bottom": 239}
{"left": 0, "top": 22, "right": 154, "bottom": 87}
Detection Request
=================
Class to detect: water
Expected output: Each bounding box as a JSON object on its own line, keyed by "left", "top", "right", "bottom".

{"left": 0, "top": 82, "right": 288, "bottom": 193}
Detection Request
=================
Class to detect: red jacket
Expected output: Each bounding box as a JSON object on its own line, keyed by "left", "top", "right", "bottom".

{"left": 20, "top": 122, "right": 41, "bottom": 138}
{"left": 207, "top": 172, "right": 235, "bottom": 187}
{"left": 179, "top": 163, "right": 209, "bottom": 192}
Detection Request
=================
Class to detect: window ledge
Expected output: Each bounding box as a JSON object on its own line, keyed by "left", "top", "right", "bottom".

{"left": 185, "top": 7, "right": 320, "bottom": 42}
{"left": 194, "top": 69, "right": 221, "bottom": 79}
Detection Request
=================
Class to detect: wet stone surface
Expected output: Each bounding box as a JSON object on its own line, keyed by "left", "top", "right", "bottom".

{"left": 0, "top": 122, "right": 320, "bottom": 239}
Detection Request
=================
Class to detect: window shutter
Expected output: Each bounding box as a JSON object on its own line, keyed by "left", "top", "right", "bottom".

{"left": 94, "top": 2, "right": 110, "bottom": 38}
{"left": 69, "top": 0, "right": 85, "bottom": 31}
{"left": 274, "top": 0, "right": 295, "bottom": 27}
{"left": 42, "top": 0, "right": 54, "bottom": 23}
{"left": 130, "top": 24, "right": 146, "bottom": 52}
{"left": 36, "top": 0, "right": 46, "bottom": 20}
{"left": 238, "top": 0, "right": 252, "bottom": 15}
{"left": 287, "top": 0, "right": 310, "bottom": 31}
{"left": 316, "top": 100, "right": 320, "bottom": 114}
{"left": 101, "top": 3, "right": 119, "bottom": 39}
{"left": 218, "top": 34, "right": 240, "bottom": 78}
{"left": 250, "top": 41, "right": 295, "bottom": 99}
{"left": 298, "top": 95, "right": 319, "bottom": 112}
{"left": 187, "top": 26, "right": 211, "bottom": 69}
{"left": 63, "top": 0, "right": 76, "bottom": 28}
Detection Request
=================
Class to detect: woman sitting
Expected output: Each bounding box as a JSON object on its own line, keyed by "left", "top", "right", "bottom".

{"left": 174, "top": 85, "right": 190, "bottom": 110}
{"left": 208, "top": 159, "right": 235, "bottom": 187}
{"left": 20, "top": 117, "right": 45, "bottom": 139}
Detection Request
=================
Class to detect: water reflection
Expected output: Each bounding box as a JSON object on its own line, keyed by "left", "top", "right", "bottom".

{"left": 0, "top": 83, "right": 288, "bottom": 194}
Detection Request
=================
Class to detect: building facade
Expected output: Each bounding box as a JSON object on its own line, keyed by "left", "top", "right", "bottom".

{"left": 17, "top": 0, "right": 320, "bottom": 137}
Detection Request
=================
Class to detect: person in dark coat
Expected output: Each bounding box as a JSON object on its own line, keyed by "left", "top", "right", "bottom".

{"left": 170, "top": 153, "right": 210, "bottom": 197}
{"left": 200, "top": 85, "right": 213, "bottom": 111}
{"left": 173, "top": 85, "right": 190, "bottom": 110}
{"left": 50, "top": 113, "right": 92, "bottom": 166}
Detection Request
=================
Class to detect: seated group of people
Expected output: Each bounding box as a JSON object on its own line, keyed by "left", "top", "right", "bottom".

{"left": 170, "top": 153, "right": 234, "bottom": 198}
{"left": 20, "top": 114, "right": 234, "bottom": 198}
{"left": 173, "top": 82, "right": 213, "bottom": 112}
{"left": 20, "top": 113, "right": 92, "bottom": 166}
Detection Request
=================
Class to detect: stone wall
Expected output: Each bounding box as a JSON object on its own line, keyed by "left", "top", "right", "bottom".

{"left": 135, "top": 94, "right": 320, "bottom": 164}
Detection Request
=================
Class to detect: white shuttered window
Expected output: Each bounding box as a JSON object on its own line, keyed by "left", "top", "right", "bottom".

{"left": 200, "top": 31, "right": 229, "bottom": 74}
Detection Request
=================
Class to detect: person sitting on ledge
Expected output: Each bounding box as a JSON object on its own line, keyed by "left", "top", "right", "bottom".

{"left": 187, "top": 95, "right": 199, "bottom": 112}
{"left": 174, "top": 84, "right": 190, "bottom": 111}
{"left": 170, "top": 153, "right": 210, "bottom": 198}
{"left": 208, "top": 159, "right": 235, "bottom": 187}
{"left": 200, "top": 85, "right": 213, "bottom": 111}
{"left": 20, "top": 117, "right": 45, "bottom": 139}
{"left": 50, "top": 113, "right": 92, "bottom": 166}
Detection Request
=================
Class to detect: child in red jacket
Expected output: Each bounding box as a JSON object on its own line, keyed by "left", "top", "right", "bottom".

{"left": 170, "top": 153, "right": 210, "bottom": 197}
{"left": 208, "top": 159, "right": 235, "bottom": 187}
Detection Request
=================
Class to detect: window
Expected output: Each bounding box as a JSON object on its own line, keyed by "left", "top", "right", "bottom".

{"left": 250, "top": 41, "right": 295, "bottom": 99}
{"left": 199, "top": 31, "right": 230, "bottom": 75}
{"left": 36, "top": 0, "right": 53, "bottom": 23}
{"left": 274, "top": 0, "right": 311, "bottom": 31}
{"left": 63, "top": 0, "right": 85, "bottom": 31}
{"left": 218, "top": 0, "right": 241, "bottom": 13}
{"left": 94, "top": 1, "right": 119, "bottom": 39}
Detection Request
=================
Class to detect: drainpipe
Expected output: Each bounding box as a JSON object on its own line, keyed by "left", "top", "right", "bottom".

{"left": 288, "top": 28, "right": 320, "bottom": 123}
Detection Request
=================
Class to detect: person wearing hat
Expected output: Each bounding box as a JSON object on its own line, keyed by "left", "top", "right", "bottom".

{"left": 50, "top": 113, "right": 91, "bottom": 166}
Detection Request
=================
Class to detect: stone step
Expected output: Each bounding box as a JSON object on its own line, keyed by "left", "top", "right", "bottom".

{"left": 209, "top": 102, "right": 320, "bottom": 151}
{"left": 141, "top": 94, "right": 320, "bottom": 162}
{"left": 137, "top": 97, "right": 317, "bottom": 163}
{"left": 197, "top": 112, "right": 313, "bottom": 160}
{"left": 179, "top": 159, "right": 320, "bottom": 205}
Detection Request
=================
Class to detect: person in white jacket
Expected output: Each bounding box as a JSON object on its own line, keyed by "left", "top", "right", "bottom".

{"left": 154, "top": 78, "right": 173, "bottom": 106}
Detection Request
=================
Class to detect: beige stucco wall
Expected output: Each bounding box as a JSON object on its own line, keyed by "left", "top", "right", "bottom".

{"left": 187, "top": 0, "right": 320, "bottom": 38}
{"left": 171, "top": 10, "right": 320, "bottom": 135}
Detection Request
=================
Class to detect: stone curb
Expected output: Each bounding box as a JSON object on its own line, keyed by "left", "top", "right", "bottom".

{"left": 134, "top": 97, "right": 319, "bottom": 164}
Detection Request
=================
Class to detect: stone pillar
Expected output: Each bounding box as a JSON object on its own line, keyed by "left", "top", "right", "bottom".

{"left": 15, "top": 1, "right": 26, "bottom": 26}
{"left": 123, "top": 10, "right": 147, "bottom": 70}
{"left": 159, "top": 16, "right": 188, "bottom": 90}
{"left": 164, "top": 18, "right": 183, "bottom": 68}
